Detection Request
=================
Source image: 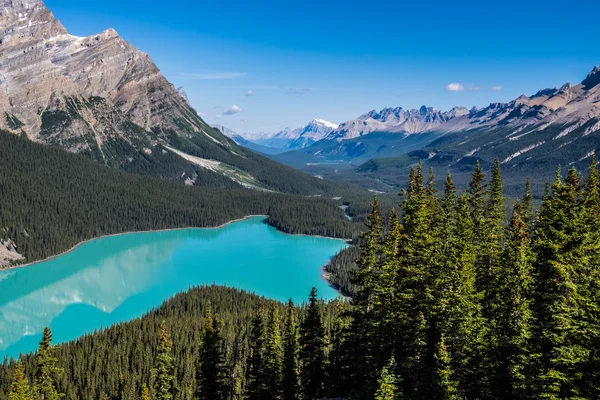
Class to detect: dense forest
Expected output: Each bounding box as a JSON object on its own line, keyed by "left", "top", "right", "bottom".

{"left": 3, "top": 157, "right": 600, "bottom": 399}
{"left": 0, "top": 131, "right": 361, "bottom": 265}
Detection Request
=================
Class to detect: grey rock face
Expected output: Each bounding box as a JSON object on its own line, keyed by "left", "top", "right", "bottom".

{"left": 0, "top": 0, "right": 227, "bottom": 159}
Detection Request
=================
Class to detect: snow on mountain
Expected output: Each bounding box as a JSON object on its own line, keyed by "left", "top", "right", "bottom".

{"left": 285, "top": 119, "right": 339, "bottom": 150}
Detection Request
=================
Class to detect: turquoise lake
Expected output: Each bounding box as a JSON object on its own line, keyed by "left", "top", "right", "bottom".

{"left": 0, "top": 216, "right": 348, "bottom": 359}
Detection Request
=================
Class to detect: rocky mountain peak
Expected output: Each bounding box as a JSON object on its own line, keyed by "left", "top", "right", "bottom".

{"left": 582, "top": 66, "right": 600, "bottom": 90}
{"left": 0, "top": 0, "right": 66, "bottom": 44}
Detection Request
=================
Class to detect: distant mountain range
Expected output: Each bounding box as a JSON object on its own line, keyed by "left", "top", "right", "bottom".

{"left": 0, "top": 0, "right": 341, "bottom": 195}
{"left": 230, "top": 66, "right": 600, "bottom": 169}
{"left": 216, "top": 119, "right": 339, "bottom": 153}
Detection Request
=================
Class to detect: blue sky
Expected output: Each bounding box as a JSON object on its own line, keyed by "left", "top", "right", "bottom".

{"left": 46, "top": 0, "right": 599, "bottom": 133}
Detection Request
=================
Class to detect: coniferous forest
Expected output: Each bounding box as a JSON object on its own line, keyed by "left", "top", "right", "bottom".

{"left": 0, "top": 131, "right": 360, "bottom": 266}
{"left": 3, "top": 155, "right": 600, "bottom": 399}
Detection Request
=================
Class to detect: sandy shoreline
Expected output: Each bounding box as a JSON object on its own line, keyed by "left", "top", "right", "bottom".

{"left": 0, "top": 214, "right": 351, "bottom": 273}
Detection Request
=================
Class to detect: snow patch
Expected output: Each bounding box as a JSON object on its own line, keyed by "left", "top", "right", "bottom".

{"left": 502, "top": 141, "right": 545, "bottom": 164}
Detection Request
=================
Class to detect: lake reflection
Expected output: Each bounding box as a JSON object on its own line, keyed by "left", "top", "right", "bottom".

{"left": 0, "top": 217, "right": 347, "bottom": 359}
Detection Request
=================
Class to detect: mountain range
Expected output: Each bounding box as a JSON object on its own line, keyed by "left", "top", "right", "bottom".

{"left": 220, "top": 119, "right": 339, "bottom": 153}
{"left": 0, "top": 0, "right": 341, "bottom": 195}
{"left": 261, "top": 66, "right": 600, "bottom": 194}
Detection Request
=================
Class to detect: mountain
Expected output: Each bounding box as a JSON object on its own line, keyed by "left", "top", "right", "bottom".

{"left": 0, "top": 0, "right": 343, "bottom": 195}
{"left": 339, "top": 67, "right": 600, "bottom": 194}
{"left": 325, "top": 106, "right": 467, "bottom": 141}
{"left": 284, "top": 119, "right": 339, "bottom": 150}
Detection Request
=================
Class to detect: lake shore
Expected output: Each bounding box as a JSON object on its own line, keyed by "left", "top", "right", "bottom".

{"left": 0, "top": 214, "right": 351, "bottom": 273}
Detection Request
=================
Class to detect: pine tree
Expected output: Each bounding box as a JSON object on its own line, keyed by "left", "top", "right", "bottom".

{"left": 467, "top": 160, "right": 488, "bottom": 239}
{"left": 140, "top": 384, "right": 151, "bottom": 400}
{"left": 299, "top": 288, "right": 327, "bottom": 400}
{"left": 430, "top": 335, "right": 458, "bottom": 400}
{"left": 579, "top": 155, "right": 600, "bottom": 397}
{"left": 282, "top": 300, "right": 300, "bottom": 400}
{"left": 480, "top": 158, "right": 505, "bottom": 314}
{"left": 346, "top": 196, "right": 383, "bottom": 390}
{"left": 247, "top": 303, "right": 268, "bottom": 400}
{"left": 531, "top": 168, "right": 590, "bottom": 398}
{"left": 326, "top": 297, "right": 348, "bottom": 397}
{"left": 393, "top": 165, "right": 436, "bottom": 395}
{"left": 374, "top": 356, "right": 400, "bottom": 400}
{"left": 437, "top": 195, "right": 484, "bottom": 399}
{"left": 522, "top": 178, "right": 533, "bottom": 229}
{"left": 264, "top": 306, "right": 284, "bottom": 399}
{"left": 152, "top": 322, "right": 175, "bottom": 400}
{"left": 488, "top": 201, "right": 533, "bottom": 398}
{"left": 34, "top": 327, "right": 64, "bottom": 400}
{"left": 196, "top": 303, "right": 228, "bottom": 400}
{"left": 8, "top": 361, "right": 33, "bottom": 400}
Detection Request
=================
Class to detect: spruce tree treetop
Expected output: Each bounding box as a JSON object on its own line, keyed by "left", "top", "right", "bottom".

{"left": 152, "top": 322, "right": 175, "bottom": 400}
{"left": 8, "top": 360, "right": 32, "bottom": 400}
{"left": 34, "top": 327, "right": 64, "bottom": 400}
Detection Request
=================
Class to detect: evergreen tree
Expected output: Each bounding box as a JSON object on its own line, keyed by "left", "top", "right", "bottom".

{"left": 438, "top": 195, "right": 484, "bottom": 399}
{"left": 488, "top": 201, "right": 533, "bottom": 398}
{"left": 34, "top": 327, "right": 64, "bottom": 400}
{"left": 8, "top": 361, "right": 33, "bottom": 400}
{"left": 346, "top": 196, "right": 383, "bottom": 390}
{"left": 326, "top": 297, "right": 347, "bottom": 396}
{"left": 282, "top": 300, "right": 300, "bottom": 400}
{"left": 393, "top": 165, "right": 436, "bottom": 395}
{"left": 264, "top": 306, "right": 284, "bottom": 399}
{"left": 467, "top": 160, "right": 488, "bottom": 240}
{"left": 196, "top": 303, "right": 228, "bottom": 400}
{"left": 247, "top": 303, "right": 268, "bottom": 400}
{"left": 140, "top": 384, "right": 151, "bottom": 400}
{"left": 374, "top": 356, "right": 400, "bottom": 400}
{"left": 152, "top": 322, "right": 175, "bottom": 400}
{"left": 531, "top": 168, "right": 590, "bottom": 398}
{"left": 299, "top": 288, "right": 327, "bottom": 400}
{"left": 429, "top": 335, "right": 458, "bottom": 400}
{"left": 480, "top": 158, "right": 505, "bottom": 314}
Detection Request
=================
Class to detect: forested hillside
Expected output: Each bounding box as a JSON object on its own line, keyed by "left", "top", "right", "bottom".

{"left": 0, "top": 131, "right": 360, "bottom": 266}
{"left": 3, "top": 158, "right": 600, "bottom": 399}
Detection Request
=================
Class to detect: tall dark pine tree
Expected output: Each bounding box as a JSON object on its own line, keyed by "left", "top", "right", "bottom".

{"left": 531, "top": 168, "right": 590, "bottom": 398}
{"left": 467, "top": 160, "right": 488, "bottom": 242}
{"left": 480, "top": 158, "right": 505, "bottom": 315}
{"left": 196, "top": 303, "right": 228, "bottom": 400}
{"left": 488, "top": 201, "right": 533, "bottom": 398}
{"left": 346, "top": 196, "right": 383, "bottom": 390}
{"left": 282, "top": 300, "right": 300, "bottom": 400}
{"left": 34, "top": 327, "right": 63, "bottom": 400}
{"left": 264, "top": 306, "right": 284, "bottom": 399}
{"left": 580, "top": 155, "right": 600, "bottom": 397}
{"left": 152, "top": 322, "right": 175, "bottom": 400}
{"left": 247, "top": 303, "right": 268, "bottom": 400}
{"left": 437, "top": 194, "right": 484, "bottom": 399}
{"left": 393, "top": 165, "right": 436, "bottom": 396}
{"left": 299, "top": 288, "right": 327, "bottom": 400}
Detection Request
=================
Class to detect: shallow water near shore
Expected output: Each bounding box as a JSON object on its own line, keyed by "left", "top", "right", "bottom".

{"left": 0, "top": 216, "right": 347, "bottom": 359}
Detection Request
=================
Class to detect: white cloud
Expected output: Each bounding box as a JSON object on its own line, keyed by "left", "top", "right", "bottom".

{"left": 181, "top": 72, "right": 247, "bottom": 80}
{"left": 245, "top": 90, "right": 254, "bottom": 97}
{"left": 222, "top": 105, "right": 242, "bottom": 116}
{"left": 447, "top": 83, "right": 466, "bottom": 92}
{"left": 491, "top": 86, "right": 503, "bottom": 91}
